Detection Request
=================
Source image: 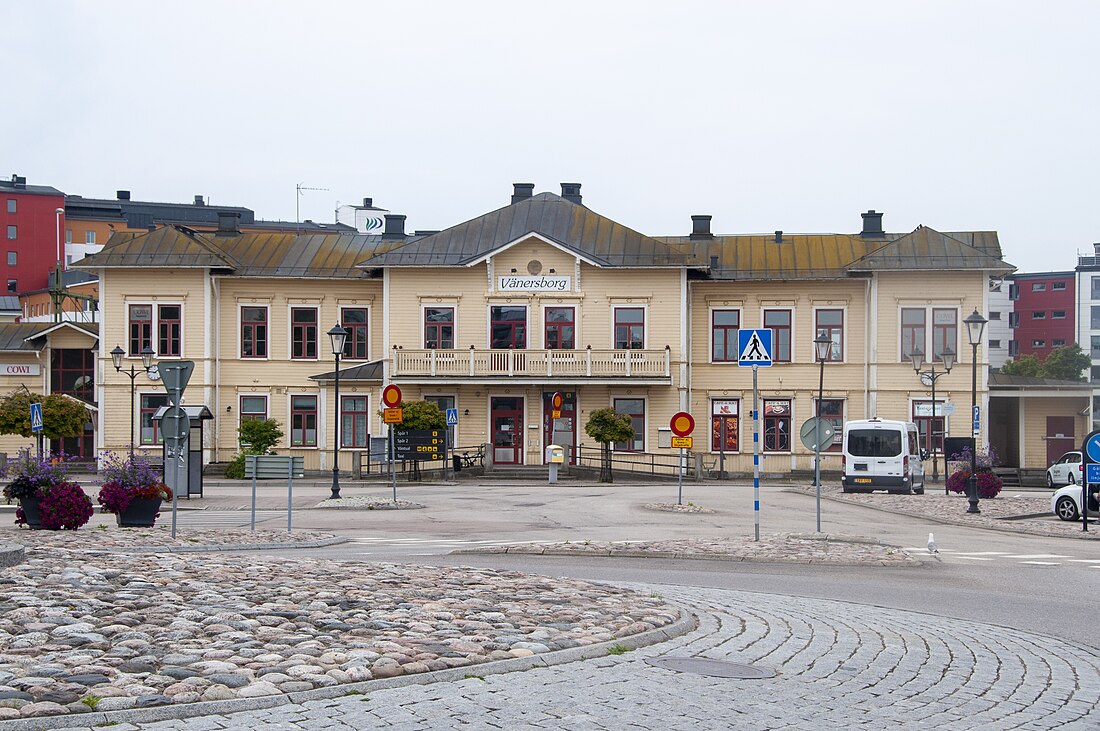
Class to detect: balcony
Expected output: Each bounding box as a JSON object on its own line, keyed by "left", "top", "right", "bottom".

{"left": 391, "top": 346, "right": 672, "bottom": 384}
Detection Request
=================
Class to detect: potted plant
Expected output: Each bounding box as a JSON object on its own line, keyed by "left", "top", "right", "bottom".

{"left": 96, "top": 452, "right": 173, "bottom": 527}
{"left": 2, "top": 448, "right": 92, "bottom": 530}
{"left": 946, "top": 444, "right": 1003, "bottom": 499}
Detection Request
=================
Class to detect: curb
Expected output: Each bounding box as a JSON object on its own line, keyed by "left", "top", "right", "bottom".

{"left": 787, "top": 487, "right": 1100, "bottom": 541}
{"left": 85, "top": 536, "right": 350, "bottom": 554}
{"left": 0, "top": 605, "right": 697, "bottom": 730}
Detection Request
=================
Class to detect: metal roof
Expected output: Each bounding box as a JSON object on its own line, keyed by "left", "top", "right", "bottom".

{"left": 65, "top": 195, "right": 255, "bottom": 226}
{"left": 358, "top": 193, "right": 693, "bottom": 268}
{"left": 309, "top": 360, "right": 384, "bottom": 382}
{"left": 0, "top": 181, "right": 62, "bottom": 197}
{"left": 0, "top": 324, "right": 48, "bottom": 352}
{"left": 845, "top": 227, "right": 1012, "bottom": 273}
{"left": 0, "top": 297, "right": 19, "bottom": 312}
{"left": 989, "top": 373, "right": 1091, "bottom": 390}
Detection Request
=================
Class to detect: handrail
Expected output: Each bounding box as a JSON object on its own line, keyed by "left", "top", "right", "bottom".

{"left": 392, "top": 347, "right": 671, "bottom": 378}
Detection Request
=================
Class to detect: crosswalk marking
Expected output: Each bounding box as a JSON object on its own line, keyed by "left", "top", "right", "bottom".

{"left": 903, "top": 545, "right": 1099, "bottom": 568}
{"left": 1020, "top": 561, "right": 1061, "bottom": 566}
{"left": 955, "top": 556, "right": 996, "bottom": 561}
{"left": 1002, "top": 554, "right": 1072, "bottom": 559}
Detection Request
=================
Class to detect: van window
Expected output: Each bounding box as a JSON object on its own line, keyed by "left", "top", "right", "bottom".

{"left": 847, "top": 429, "right": 902, "bottom": 457}
{"left": 908, "top": 430, "right": 919, "bottom": 455}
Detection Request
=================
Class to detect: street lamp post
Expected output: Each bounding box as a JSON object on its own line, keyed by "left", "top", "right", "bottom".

{"left": 813, "top": 333, "right": 832, "bottom": 533}
{"left": 964, "top": 309, "right": 988, "bottom": 514}
{"left": 328, "top": 324, "right": 348, "bottom": 500}
{"left": 111, "top": 344, "right": 155, "bottom": 458}
{"left": 910, "top": 345, "right": 955, "bottom": 491}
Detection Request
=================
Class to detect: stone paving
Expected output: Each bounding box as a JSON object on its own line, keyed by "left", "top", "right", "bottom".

{"left": 791, "top": 484, "right": 1100, "bottom": 540}
{"left": 459, "top": 533, "right": 919, "bottom": 567}
{"left": 39, "top": 585, "right": 1100, "bottom": 730}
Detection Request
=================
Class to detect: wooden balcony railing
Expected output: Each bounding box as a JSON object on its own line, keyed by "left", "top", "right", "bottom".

{"left": 391, "top": 346, "right": 672, "bottom": 379}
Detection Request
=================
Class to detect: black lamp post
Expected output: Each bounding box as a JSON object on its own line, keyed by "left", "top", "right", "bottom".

{"left": 910, "top": 344, "right": 954, "bottom": 489}
{"left": 328, "top": 324, "right": 348, "bottom": 500}
{"left": 964, "top": 309, "right": 987, "bottom": 514}
{"left": 813, "top": 333, "right": 832, "bottom": 533}
{"left": 111, "top": 344, "right": 155, "bottom": 458}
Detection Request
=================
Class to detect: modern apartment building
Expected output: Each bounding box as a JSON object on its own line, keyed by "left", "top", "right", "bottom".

{"left": 0, "top": 174, "right": 66, "bottom": 294}
{"left": 1006, "top": 271, "right": 1075, "bottom": 360}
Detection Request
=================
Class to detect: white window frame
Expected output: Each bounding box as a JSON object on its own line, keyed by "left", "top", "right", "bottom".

{"left": 85, "top": 230, "right": 95, "bottom": 245}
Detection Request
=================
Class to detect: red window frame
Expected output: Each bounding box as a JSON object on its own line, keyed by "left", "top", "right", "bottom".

{"left": 711, "top": 400, "right": 739, "bottom": 452}
{"left": 900, "top": 308, "right": 925, "bottom": 362}
{"left": 490, "top": 306, "right": 527, "bottom": 349}
{"left": 341, "top": 395, "right": 370, "bottom": 448}
{"left": 158, "top": 304, "right": 181, "bottom": 357}
{"left": 291, "top": 307, "right": 318, "bottom": 360}
{"left": 140, "top": 393, "right": 169, "bottom": 445}
{"left": 816, "top": 398, "right": 844, "bottom": 452}
{"left": 129, "top": 304, "right": 152, "bottom": 356}
{"left": 614, "top": 307, "right": 645, "bottom": 350}
{"left": 711, "top": 309, "right": 740, "bottom": 362}
{"left": 544, "top": 307, "right": 575, "bottom": 349}
{"left": 241, "top": 306, "right": 268, "bottom": 359}
{"left": 815, "top": 309, "right": 843, "bottom": 362}
{"left": 931, "top": 308, "right": 957, "bottom": 362}
{"left": 341, "top": 307, "right": 368, "bottom": 360}
{"left": 763, "top": 400, "right": 791, "bottom": 453}
{"left": 763, "top": 309, "right": 791, "bottom": 362}
{"left": 613, "top": 397, "right": 645, "bottom": 451}
{"left": 913, "top": 401, "right": 945, "bottom": 456}
{"left": 239, "top": 395, "right": 268, "bottom": 424}
{"left": 424, "top": 307, "right": 454, "bottom": 349}
{"left": 290, "top": 395, "right": 317, "bottom": 447}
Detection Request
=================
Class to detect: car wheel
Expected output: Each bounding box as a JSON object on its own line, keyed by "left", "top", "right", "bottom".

{"left": 1056, "top": 496, "right": 1079, "bottom": 522}
{"left": 1069, "top": 472, "right": 1076, "bottom": 485}
{"left": 1047, "top": 472, "right": 1055, "bottom": 488}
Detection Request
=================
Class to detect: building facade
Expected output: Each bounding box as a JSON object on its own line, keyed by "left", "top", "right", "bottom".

{"left": 80, "top": 183, "right": 1028, "bottom": 473}
{"left": 0, "top": 175, "right": 66, "bottom": 294}
{"left": 1007, "top": 271, "right": 1075, "bottom": 360}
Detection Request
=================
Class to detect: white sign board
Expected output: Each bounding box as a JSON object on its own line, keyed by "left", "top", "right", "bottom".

{"left": 0, "top": 364, "right": 40, "bottom": 376}
{"left": 498, "top": 275, "right": 571, "bottom": 292}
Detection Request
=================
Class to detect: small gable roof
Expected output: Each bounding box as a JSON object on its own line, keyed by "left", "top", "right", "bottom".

{"left": 845, "top": 226, "right": 1013, "bottom": 274}
{"left": 0, "top": 324, "right": 48, "bottom": 353}
{"left": 358, "top": 193, "right": 693, "bottom": 268}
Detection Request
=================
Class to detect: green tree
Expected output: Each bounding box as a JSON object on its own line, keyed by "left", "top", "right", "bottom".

{"left": 0, "top": 390, "right": 89, "bottom": 441}
{"left": 584, "top": 408, "right": 635, "bottom": 483}
{"left": 397, "top": 400, "right": 446, "bottom": 430}
{"left": 1038, "top": 344, "right": 1090, "bottom": 381}
{"left": 238, "top": 418, "right": 284, "bottom": 454}
{"left": 1000, "top": 344, "right": 1089, "bottom": 381}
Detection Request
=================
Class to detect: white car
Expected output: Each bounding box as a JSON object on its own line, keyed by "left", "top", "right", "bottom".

{"left": 1051, "top": 483, "right": 1099, "bottom": 521}
{"left": 1046, "top": 451, "right": 1083, "bottom": 488}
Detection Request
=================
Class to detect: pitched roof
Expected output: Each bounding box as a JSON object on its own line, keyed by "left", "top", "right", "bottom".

{"left": 845, "top": 226, "right": 1013, "bottom": 273}
{"left": 0, "top": 324, "right": 48, "bottom": 352}
{"left": 309, "top": 360, "right": 384, "bottom": 382}
{"left": 358, "top": 193, "right": 693, "bottom": 268}
{"left": 76, "top": 226, "right": 412, "bottom": 278}
{"left": 989, "top": 372, "right": 1092, "bottom": 390}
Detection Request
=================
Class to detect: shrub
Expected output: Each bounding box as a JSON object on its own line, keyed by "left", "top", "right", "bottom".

{"left": 946, "top": 468, "right": 1003, "bottom": 499}
{"left": 38, "top": 481, "right": 94, "bottom": 530}
{"left": 96, "top": 452, "right": 172, "bottom": 520}
{"left": 224, "top": 452, "right": 247, "bottom": 480}
{"left": 239, "top": 419, "right": 283, "bottom": 455}
{"left": 2, "top": 448, "right": 72, "bottom": 500}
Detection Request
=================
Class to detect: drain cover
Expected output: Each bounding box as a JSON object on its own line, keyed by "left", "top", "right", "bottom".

{"left": 645, "top": 657, "right": 776, "bottom": 679}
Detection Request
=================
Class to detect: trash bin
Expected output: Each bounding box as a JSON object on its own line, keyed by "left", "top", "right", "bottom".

{"left": 453, "top": 454, "right": 462, "bottom": 473}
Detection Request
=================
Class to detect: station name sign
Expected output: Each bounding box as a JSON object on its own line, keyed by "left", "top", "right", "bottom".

{"left": 498, "top": 275, "right": 571, "bottom": 292}
{"left": 0, "top": 364, "right": 40, "bottom": 376}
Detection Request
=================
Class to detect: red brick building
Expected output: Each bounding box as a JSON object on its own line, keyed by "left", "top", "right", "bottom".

{"left": 0, "top": 175, "right": 66, "bottom": 294}
{"left": 1009, "top": 271, "right": 1075, "bottom": 359}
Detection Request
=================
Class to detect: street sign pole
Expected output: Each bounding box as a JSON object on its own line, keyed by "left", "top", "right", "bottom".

{"left": 390, "top": 423, "right": 397, "bottom": 502}
{"left": 677, "top": 447, "right": 684, "bottom": 505}
{"left": 753, "top": 364, "right": 760, "bottom": 542}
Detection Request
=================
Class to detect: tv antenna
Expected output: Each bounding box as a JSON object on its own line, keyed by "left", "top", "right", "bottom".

{"left": 296, "top": 183, "right": 329, "bottom": 233}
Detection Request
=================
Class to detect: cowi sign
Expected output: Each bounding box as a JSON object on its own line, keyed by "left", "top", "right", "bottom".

{"left": 0, "top": 364, "right": 40, "bottom": 376}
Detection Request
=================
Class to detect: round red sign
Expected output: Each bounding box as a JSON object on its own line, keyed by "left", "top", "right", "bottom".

{"left": 552, "top": 392, "right": 563, "bottom": 410}
{"left": 670, "top": 411, "right": 695, "bottom": 437}
{"left": 382, "top": 384, "right": 402, "bottom": 408}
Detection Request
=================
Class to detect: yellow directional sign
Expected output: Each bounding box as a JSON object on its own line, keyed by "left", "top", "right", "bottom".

{"left": 384, "top": 407, "right": 403, "bottom": 424}
{"left": 671, "top": 436, "right": 693, "bottom": 449}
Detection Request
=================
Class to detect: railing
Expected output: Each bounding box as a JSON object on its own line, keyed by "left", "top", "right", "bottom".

{"left": 359, "top": 443, "right": 486, "bottom": 477}
{"left": 570, "top": 444, "right": 696, "bottom": 479}
{"left": 392, "top": 346, "right": 672, "bottom": 379}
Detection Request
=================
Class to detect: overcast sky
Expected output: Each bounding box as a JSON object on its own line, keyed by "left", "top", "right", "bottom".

{"left": 5, "top": 1, "right": 1097, "bottom": 273}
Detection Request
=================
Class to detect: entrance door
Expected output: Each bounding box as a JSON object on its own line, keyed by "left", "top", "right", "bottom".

{"left": 491, "top": 397, "right": 524, "bottom": 465}
{"left": 543, "top": 390, "right": 577, "bottom": 464}
{"left": 1046, "top": 416, "right": 1076, "bottom": 466}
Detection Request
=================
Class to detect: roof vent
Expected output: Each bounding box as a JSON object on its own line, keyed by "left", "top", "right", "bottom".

{"left": 861, "top": 210, "right": 885, "bottom": 238}
{"left": 362, "top": 197, "right": 373, "bottom": 208}
{"left": 709, "top": 255, "right": 719, "bottom": 271}
{"left": 10, "top": 175, "right": 26, "bottom": 189}
{"left": 194, "top": 195, "right": 205, "bottom": 206}
{"left": 511, "top": 183, "right": 534, "bottom": 204}
{"left": 216, "top": 210, "right": 241, "bottom": 236}
{"left": 383, "top": 214, "right": 406, "bottom": 239}
{"left": 117, "top": 190, "right": 131, "bottom": 201}
{"left": 774, "top": 230, "right": 783, "bottom": 243}
{"left": 690, "top": 215, "right": 714, "bottom": 240}
{"left": 1093, "top": 242, "right": 1100, "bottom": 255}
{"left": 560, "top": 183, "right": 583, "bottom": 205}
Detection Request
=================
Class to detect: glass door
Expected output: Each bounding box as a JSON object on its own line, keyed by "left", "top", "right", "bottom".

{"left": 491, "top": 396, "right": 524, "bottom": 464}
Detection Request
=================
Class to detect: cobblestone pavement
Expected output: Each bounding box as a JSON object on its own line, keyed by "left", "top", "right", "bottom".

{"left": 43, "top": 585, "right": 1100, "bottom": 731}
{"left": 790, "top": 484, "right": 1100, "bottom": 540}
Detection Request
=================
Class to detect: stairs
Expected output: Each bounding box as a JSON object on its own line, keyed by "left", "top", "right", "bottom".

{"left": 480, "top": 465, "right": 579, "bottom": 481}
{"left": 994, "top": 467, "right": 1021, "bottom": 488}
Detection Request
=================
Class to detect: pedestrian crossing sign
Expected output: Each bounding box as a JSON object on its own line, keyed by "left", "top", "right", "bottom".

{"left": 29, "top": 402, "right": 43, "bottom": 432}
{"left": 737, "top": 329, "right": 773, "bottom": 367}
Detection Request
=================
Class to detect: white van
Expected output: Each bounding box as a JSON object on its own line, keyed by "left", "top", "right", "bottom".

{"left": 841, "top": 419, "right": 926, "bottom": 495}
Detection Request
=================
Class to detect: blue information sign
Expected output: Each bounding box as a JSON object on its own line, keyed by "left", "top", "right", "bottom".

{"left": 1086, "top": 432, "right": 1100, "bottom": 464}
{"left": 736, "top": 329, "right": 773, "bottom": 367}
{"left": 1087, "top": 464, "right": 1100, "bottom": 485}
{"left": 972, "top": 405, "right": 980, "bottom": 433}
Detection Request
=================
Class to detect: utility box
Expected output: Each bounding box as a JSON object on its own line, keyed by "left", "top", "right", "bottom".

{"left": 546, "top": 444, "right": 565, "bottom": 464}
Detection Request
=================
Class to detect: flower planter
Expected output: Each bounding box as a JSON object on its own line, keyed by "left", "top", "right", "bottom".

{"left": 115, "top": 497, "right": 163, "bottom": 527}
{"left": 17, "top": 496, "right": 42, "bottom": 529}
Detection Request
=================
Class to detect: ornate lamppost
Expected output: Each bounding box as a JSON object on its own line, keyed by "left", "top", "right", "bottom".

{"left": 964, "top": 309, "right": 987, "bottom": 514}
{"left": 813, "top": 333, "right": 833, "bottom": 533}
{"left": 328, "top": 324, "right": 348, "bottom": 500}
{"left": 111, "top": 344, "right": 155, "bottom": 457}
{"left": 910, "top": 344, "right": 954, "bottom": 491}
